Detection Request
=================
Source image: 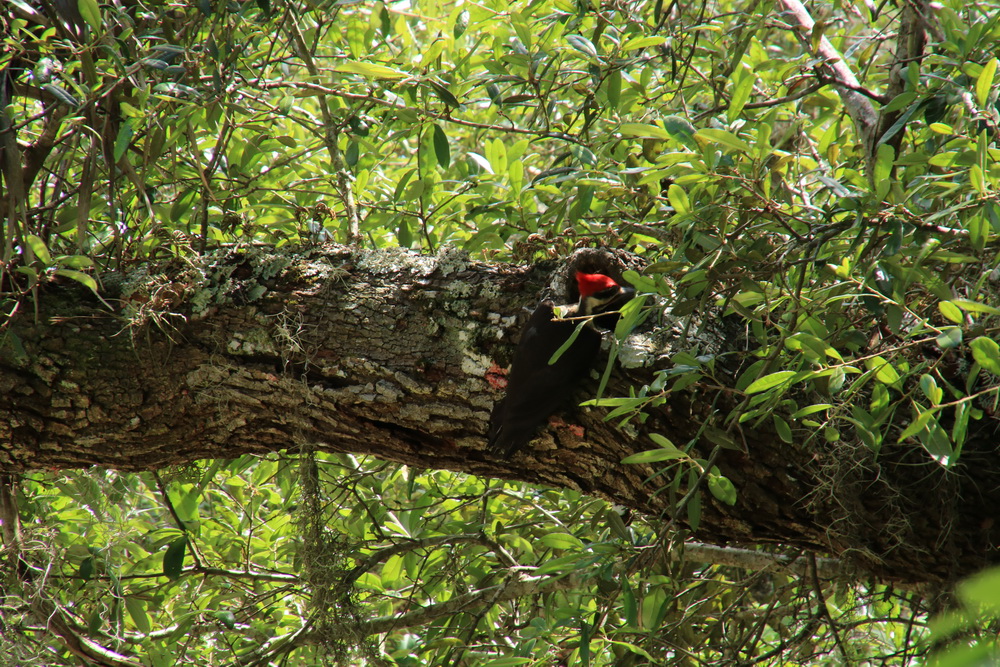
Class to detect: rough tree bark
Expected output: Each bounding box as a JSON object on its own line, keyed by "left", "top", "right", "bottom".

{"left": 1, "top": 244, "right": 997, "bottom": 585}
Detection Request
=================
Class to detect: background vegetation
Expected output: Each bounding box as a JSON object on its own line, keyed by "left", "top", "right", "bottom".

{"left": 3, "top": 0, "right": 1000, "bottom": 664}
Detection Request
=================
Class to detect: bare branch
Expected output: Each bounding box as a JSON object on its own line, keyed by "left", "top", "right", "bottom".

{"left": 776, "top": 0, "right": 878, "bottom": 148}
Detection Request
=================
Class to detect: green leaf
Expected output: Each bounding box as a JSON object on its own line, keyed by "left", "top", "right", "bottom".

{"left": 976, "top": 58, "right": 997, "bottom": 108}
{"left": 345, "top": 140, "right": 359, "bottom": 167}
{"left": 970, "top": 164, "right": 986, "bottom": 195}
{"left": 897, "top": 406, "right": 938, "bottom": 443}
{"left": 26, "top": 235, "right": 52, "bottom": 265}
{"left": 432, "top": 124, "right": 450, "bottom": 169}
{"left": 790, "top": 403, "right": 832, "bottom": 419}
{"left": 396, "top": 219, "right": 412, "bottom": 247}
{"left": 708, "top": 473, "right": 737, "bottom": 505}
{"left": 952, "top": 401, "right": 971, "bottom": 453}
{"left": 580, "top": 397, "right": 637, "bottom": 407}
{"left": 163, "top": 536, "right": 188, "bottom": 580}
{"left": 667, "top": 184, "right": 690, "bottom": 214}
{"left": 606, "top": 70, "right": 621, "bottom": 110}
{"left": 686, "top": 485, "right": 701, "bottom": 531}
{"left": 959, "top": 566, "right": 1000, "bottom": 612}
{"left": 970, "top": 336, "right": 1000, "bottom": 375}
{"left": 744, "top": 371, "right": 796, "bottom": 394}
{"left": 126, "top": 597, "right": 151, "bottom": 634}
{"left": 622, "top": 581, "right": 638, "bottom": 626}
{"left": 378, "top": 2, "right": 391, "bottom": 36}
{"left": 952, "top": 299, "right": 1000, "bottom": 316}
{"left": 619, "top": 123, "right": 671, "bottom": 140}
{"left": 153, "top": 82, "right": 200, "bottom": 98}
{"left": 735, "top": 359, "right": 767, "bottom": 392}
{"left": 695, "top": 128, "right": 751, "bottom": 153}
{"left": 865, "top": 356, "right": 900, "bottom": 384}
{"left": 874, "top": 144, "right": 894, "bottom": 200}
{"left": 467, "top": 152, "right": 494, "bottom": 174}
{"left": 212, "top": 610, "right": 237, "bottom": 630}
{"left": 920, "top": 374, "right": 943, "bottom": 405}
{"left": 549, "top": 320, "right": 587, "bottom": 365}
{"left": 728, "top": 69, "right": 754, "bottom": 122}
{"left": 566, "top": 35, "right": 598, "bottom": 61}
{"left": 622, "top": 441, "right": 687, "bottom": 463}
{"left": 77, "top": 0, "right": 102, "bottom": 32}
{"left": 773, "top": 415, "right": 792, "bottom": 443}
{"left": 346, "top": 16, "right": 366, "bottom": 58}
{"left": 571, "top": 145, "right": 597, "bottom": 166}
{"left": 143, "top": 58, "right": 171, "bottom": 71}
{"left": 335, "top": 61, "right": 408, "bottom": 80}
{"left": 883, "top": 92, "right": 917, "bottom": 113}
{"left": 42, "top": 83, "right": 80, "bottom": 107}
{"left": 481, "top": 657, "right": 534, "bottom": 666}
{"left": 428, "top": 79, "right": 461, "bottom": 109}
{"left": 113, "top": 120, "right": 133, "bottom": 163}
{"left": 918, "top": 419, "right": 954, "bottom": 467}
{"left": 79, "top": 556, "right": 94, "bottom": 580}
{"left": 539, "top": 532, "right": 584, "bottom": 550}
{"left": 936, "top": 327, "right": 963, "bottom": 349}
{"left": 614, "top": 295, "right": 647, "bottom": 339}
{"left": 55, "top": 269, "right": 98, "bottom": 294}
{"left": 453, "top": 9, "right": 470, "bottom": 38}
{"left": 661, "top": 115, "right": 697, "bottom": 146}
{"left": 939, "top": 300, "right": 964, "bottom": 324}
{"left": 535, "top": 554, "right": 591, "bottom": 576}
{"left": 621, "top": 35, "right": 666, "bottom": 51}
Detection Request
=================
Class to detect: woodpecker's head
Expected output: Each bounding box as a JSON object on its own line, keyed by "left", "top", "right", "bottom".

{"left": 575, "top": 272, "right": 635, "bottom": 317}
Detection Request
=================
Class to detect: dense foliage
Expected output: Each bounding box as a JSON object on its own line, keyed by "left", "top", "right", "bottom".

{"left": 3, "top": 0, "right": 1000, "bottom": 664}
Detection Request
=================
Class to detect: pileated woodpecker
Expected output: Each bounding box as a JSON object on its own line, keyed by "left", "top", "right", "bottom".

{"left": 487, "top": 272, "right": 635, "bottom": 458}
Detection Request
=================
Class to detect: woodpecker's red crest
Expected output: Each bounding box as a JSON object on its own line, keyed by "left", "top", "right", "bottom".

{"left": 576, "top": 272, "right": 619, "bottom": 299}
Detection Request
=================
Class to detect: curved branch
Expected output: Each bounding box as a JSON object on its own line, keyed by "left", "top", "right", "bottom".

{"left": 776, "top": 0, "right": 878, "bottom": 148}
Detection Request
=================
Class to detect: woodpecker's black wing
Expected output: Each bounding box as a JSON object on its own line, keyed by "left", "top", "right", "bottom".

{"left": 487, "top": 300, "right": 601, "bottom": 458}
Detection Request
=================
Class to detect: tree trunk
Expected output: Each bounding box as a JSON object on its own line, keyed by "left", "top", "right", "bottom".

{"left": 1, "top": 244, "right": 997, "bottom": 584}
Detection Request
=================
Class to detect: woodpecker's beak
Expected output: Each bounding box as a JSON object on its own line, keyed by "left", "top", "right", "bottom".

{"left": 581, "top": 285, "right": 635, "bottom": 318}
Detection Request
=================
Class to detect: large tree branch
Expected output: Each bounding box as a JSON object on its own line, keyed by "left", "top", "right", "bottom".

{"left": 1, "top": 245, "right": 998, "bottom": 584}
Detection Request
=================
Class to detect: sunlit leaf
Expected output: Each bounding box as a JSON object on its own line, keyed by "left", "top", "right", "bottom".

{"left": 78, "top": 0, "right": 102, "bottom": 31}
{"left": 467, "top": 152, "right": 494, "bottom": 174}
{"left": 744, "top": 371, "right": 796, "bottom": 394}
{"left": 566, "top": 35, "right": 598, "bottom": 60}
{"left": 539, "top": 532, "right": 584, "bottom": 550}
{"left": 619, "top": 123, "right": 671, "bottom": 140}
{"left": 335, "top": 61, "right": 409, "bottom": 79}
{"left": 952, "top": 299, "right": 1000, "bottom": 316}
{"left": 976, "top": 58, "right": 997, "bottom": 108}
{"left": 621, "top": 35, "right": 667, "bottom": 51}
{"left": 667, "top": 184, "right": 690, "bottom": 214}
{"left": 970, "top": 336, "right": 1000, "bottom": 375}
{"left": 25, "top": 235, "right": 52, "bottom": 265}
{"left": 695, "top": 128, "right": 752, "bottom": 153}
{"left": 939, "top": 301, "right": 964, "bottom": 324}
{"left": 865, "top": 356, "right": 900, "bottom": 384}
{"left": 55, "top": 269, "right": 98, "bottom": 293}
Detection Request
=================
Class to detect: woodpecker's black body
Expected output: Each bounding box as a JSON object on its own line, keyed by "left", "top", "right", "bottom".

{"left": 487, "top": 273, "right": 634, "bottom": 458}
